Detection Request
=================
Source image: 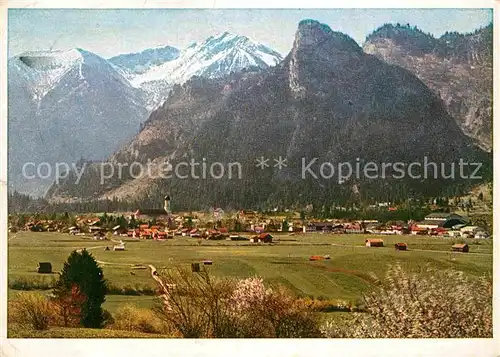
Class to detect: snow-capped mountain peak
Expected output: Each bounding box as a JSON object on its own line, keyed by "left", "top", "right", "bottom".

{"left": 8, "top": 47, "right": 149, "bottom": 196}
{"left": 120, "top": 32, "right": 283, "bottom": 110}
{"left": 185, "top": 32, "right": 282, "bottom": 66}
{"left": 10, "top": 49, "right": 84, "bottom": 101}
{"left": 130, "top": 32, "right": 283, "bottom": 89}
{"left": 9, "top": 48, "right": 130, "bottom": 102}
{"left": 108, "top": 45, "right": 180, "bottom": 76}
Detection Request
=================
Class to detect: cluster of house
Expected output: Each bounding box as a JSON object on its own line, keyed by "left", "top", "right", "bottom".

{"left": 120, "top": 225, "right": 273, "bottom": 243}
{"left": 67, "top": 217, "right": 108, "bottom": 239}
{"left": 407, "top": 213, "right": 489, "bottom": 239}
{"left": 303, "top": 212, "right": 489, "bottom": 239}
{"left": 122, "top": 225, "right": 231, "bottom": 240}
{"left": 18, "top": 220, "right": 65, "bottom": 232}
{"left": 12, "top": 216, "right": 106, "bottom": 235}
{"left": 12, "top": 203, "right": 489, "bottom": 243}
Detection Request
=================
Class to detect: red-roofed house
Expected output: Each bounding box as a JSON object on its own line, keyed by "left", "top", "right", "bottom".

{"left": 251, "top": 233, "right": 272, "bottom": 243}
{"left": 365, "top": 239, "right": 384, "bottom": 247}
{"left": 156, "top": 231, "right": 167, "bottom": 240}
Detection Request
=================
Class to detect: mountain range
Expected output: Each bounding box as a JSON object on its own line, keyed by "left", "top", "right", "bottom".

{"left": 8, "top": 34, "right": 283, "bottom": 196}
{"left": 46, "top": 20, "right": 492, "bottom": 210}
{"left": 8, "top": 48, "right": 148, "bottom": 196}
{"left": 363, "top": 23, "right": 493, "bottom": 151}
{"left": 114, "top": 32, "right": 283, "bottom": 109}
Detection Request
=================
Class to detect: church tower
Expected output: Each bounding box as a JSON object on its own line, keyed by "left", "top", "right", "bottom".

{"left": 164, "top": 195, "right": 171, "bottom": 215}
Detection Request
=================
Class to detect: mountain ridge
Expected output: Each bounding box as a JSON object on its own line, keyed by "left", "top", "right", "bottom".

{"left": 108, "top": 45, "right": 180, "bottom": 75}
{"left": 47, "top": 20, "right": 491, "bottom": 210}
{"left": 363, "top": 22, "right": 493, "bottom": 151}
{"left": 8, "top": 48, "right": 149, "bottom": 196}
{"left": 128, "top": 32, "right": 283, "bottom": 109}
{"left": 8, "top": 35, "right": 284, "bottom": 196}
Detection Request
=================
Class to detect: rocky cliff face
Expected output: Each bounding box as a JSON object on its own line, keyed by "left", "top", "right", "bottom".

{"left": 8, "top": 49, "right": 148, "bottom": 196}
{"left": 363, "top": 23, "right": 493, "bottom": 151}
{"left": 288, "top": 19, "right": 363, "bottom": 99}
{"left": 48, "top": 20, "right": 489, "bottom": 209}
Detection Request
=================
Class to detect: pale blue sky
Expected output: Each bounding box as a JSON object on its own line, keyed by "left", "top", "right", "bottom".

{"left": 8, "top": 8, "right": 493, "bottom": 58}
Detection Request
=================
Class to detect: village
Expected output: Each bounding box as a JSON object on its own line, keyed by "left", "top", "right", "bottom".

{"left": 9, "top": 194, "right": 490, "bottom": 256}
{"left": 19, "top": 210, "right": 489, "bottom": 239}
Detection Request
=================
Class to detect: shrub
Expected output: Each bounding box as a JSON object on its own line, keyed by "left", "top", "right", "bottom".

{"left": 229, "top": 279, "right": 321, "bottom": 338}
{"left": 101, "top": 309, "right": 114, "bottom": 327}
{"left": 52, "top": 285, "right": 88, "bottom": 327}
{"left": 122, "top": 285, "right": 140, "bottom": 296}
{"left": 298, "top": 297, "right": 353, "bottom": 312}
{"left": 9, "top": 276, "right": 57, "bottom": 291}
{"left": 153, "top": 270, "right": 320, "bottom": 338}
{"left": 112, "top": 304, "right": 170, "bottom": 334}
{"left": 260, "top": 288, "right": 320, "bottom": 338}
{"left": 106, "top": 283, "right": 156, "bottom": 296}
{"left": 153, "top": 267, "right": 237, "bottom": 338}
{"left": 321, "top": 264, "right": 493, "bottom": 338}
{"left": 9, "top": 292, "right": 57, "bottom": 330}
{"left": 319, "top": 314, "right": 355, "bottom": 338}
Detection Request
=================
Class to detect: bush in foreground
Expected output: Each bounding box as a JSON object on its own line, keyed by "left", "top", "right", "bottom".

{"left": 228, "top": 277, "right": 320, "bottom": 337}
{"left": 112, "top": 304, "right": 172, "bottom": 335}
{"left": 8, "top": 292, "right": 58, "bottom": 331}
{"left": 153, "top": 268, "right": 321, "bottom": 338}
{"left": 153, "top": 268, "right": 236, "bottom": 337}
{"left": 320, "top": 264, "right": 492, "bottom": 338}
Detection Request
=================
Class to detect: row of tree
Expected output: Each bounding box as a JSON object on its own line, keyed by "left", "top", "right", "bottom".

{"left": 9, "top": 189, "right": 475, "bottom": 219}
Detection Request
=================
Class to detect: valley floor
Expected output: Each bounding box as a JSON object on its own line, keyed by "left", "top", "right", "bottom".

{"left": 7, "top": 231, "right": 492, "bottom": 336}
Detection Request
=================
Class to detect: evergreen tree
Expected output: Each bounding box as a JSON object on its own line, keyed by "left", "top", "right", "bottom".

{"left": 116, "top": 215, "right": 127, "bottom": 228}
{"left": 129, "top": 216, "right": 137, "bottom": 229}
{"left": 282, "top": 220, "right": 289, "bottom": 232}
{"left": 233, "top": 220, "right": 243, "bottom": 232}
{"left": 53, "top": 249, "right": 107, "bottom": 328}
{"left": 17, "top": 214, "right": 26, "bottom": 228}
{"left": 185, "top": 217, "right": 194, "bottom": 229}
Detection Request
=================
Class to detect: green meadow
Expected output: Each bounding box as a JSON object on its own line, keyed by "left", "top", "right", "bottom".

{"left": 8, "top": 231, "right": 492, "bottom": 311}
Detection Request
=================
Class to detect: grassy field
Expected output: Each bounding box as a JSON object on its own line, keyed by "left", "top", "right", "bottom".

{"left": 8, "top": 231, "right": 492, "bottom": 307}
{"left": 7, "top": 323, "right": 171, "bottom": 338}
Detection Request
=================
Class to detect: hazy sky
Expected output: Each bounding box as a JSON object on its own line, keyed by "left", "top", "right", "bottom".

{"left": 8, "top": 8, "right": 493, "bottom": 58}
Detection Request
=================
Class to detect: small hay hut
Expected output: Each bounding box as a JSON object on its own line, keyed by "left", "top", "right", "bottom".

{"left": 365, "top": 239, "right": 384, "bottom": 247}
{"left": 258, "top": 233, "right": 273, "bottom": 243}
{"left": 394, "top": 242, "right": 408, "bottom": 251}
{"left": 37, "top": 262, "right": 52, "bottom": 274}
{"left": 452, "top": 243, "right": 469, "bottom": 253}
